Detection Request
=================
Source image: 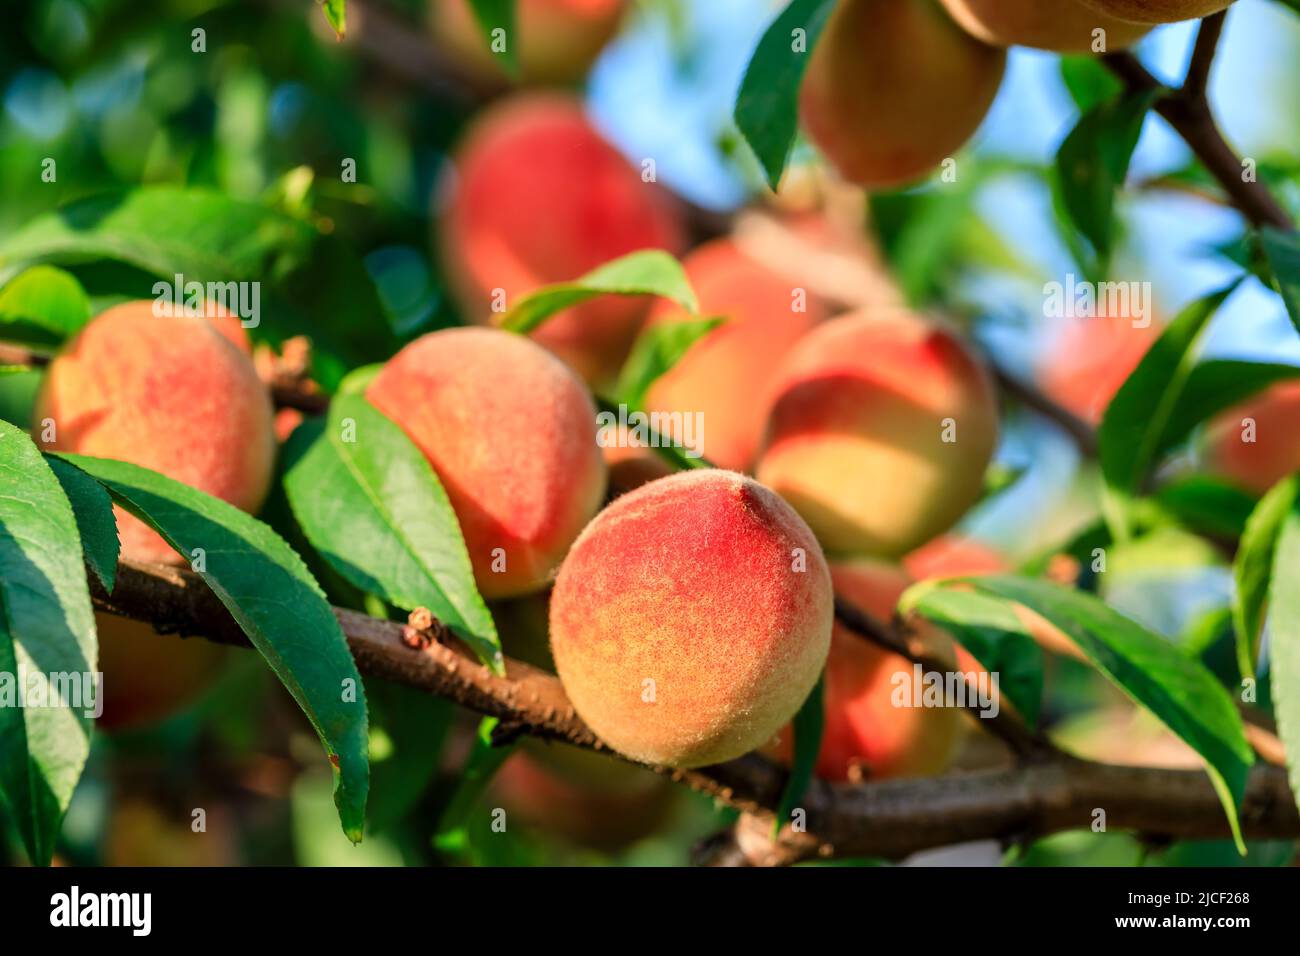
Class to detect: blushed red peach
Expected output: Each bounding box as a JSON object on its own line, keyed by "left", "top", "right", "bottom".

{"left": 549, "top": 470, "right": 833, "bottom": 767}
{"left": 438, "top": 94, "right": 685, "bottom": 389}
{"left": 1038, "top": 312, "right": 1161, "bottom": 425}
{"left": 756, "top": 309, "right": 999, "bottom": 558}
{"left": 1077, "top": 0, "right": 1232, "bottom": 25}
{"left": 1202, "top": 381, "right": 1300, "bottom": 496}
{"left": 642, "top": 238, "right": 827, "bottom": 472}
{"left": 777, "top": 559, "right": 962, "bottom": 782}
{"left": 800, "top": 0, "right": 1005, "bottom": 189}
{"left": 33, "top": 300, "right": 276, "bottom": 565}
{"left": 368, "top": 326, "right": 606, "bottom": 599}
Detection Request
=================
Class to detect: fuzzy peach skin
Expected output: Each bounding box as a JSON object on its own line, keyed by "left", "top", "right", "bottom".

{"left": 431, "top": 0, "right": 627, "bottom": 85}
{"left": 1038, "top": 312, "right": 1161, "bottom": 425}
{"left": 438, "top": 94, "right": 685, "bottom": 390}
{"left": 368, "top": 326, "right": 606, "bottom": 599}
{"left": 549, "top": 470, "right": 833, "bottom": 768}
{"left": 1202, "top": 381, "right": 1300, "bottom": 496}
{"left": 33, "top": 301, "right": 276, "bottom": 565}
{"left": 1078, "top": 0, "right": 1233, "bottom": 25}
{"left": 939, "top": 0, "right": 1149, "bottom": 52}
{"left": 800, "top": 0, "right": 1005, "bottom": 190}
{"left": 642, "top": 239, "right": 828, "bottom": 472}
{"left": 755, "top": 309, "right": 999, "bottom": 559}
{"left": 775, "top": 559, "right": 962, "bottom": 781}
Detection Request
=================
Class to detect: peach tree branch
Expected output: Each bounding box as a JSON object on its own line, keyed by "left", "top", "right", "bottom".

{"left": 92, "top": 558, "right": 1300, "bottom": 864}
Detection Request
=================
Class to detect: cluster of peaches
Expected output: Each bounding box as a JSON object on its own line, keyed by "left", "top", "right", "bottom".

{"left": 33, "top": 0, "right": 1295, "bottom": 847}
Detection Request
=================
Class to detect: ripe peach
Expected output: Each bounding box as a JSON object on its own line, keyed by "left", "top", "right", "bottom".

{"left": 32, "top": 301, "right": 271, "bottom": 729}
{"left": 938, "top": 0, "right": 1149, "bottom": 52}
{"left": 368, "top": 326, "right": 606, "bottom": 599}
{"left": 93, "top": 613, "right": 228, "bottom": 732}
{"left": 1202, "top": 381, "right": 1300, "bottom": 496}
{"left": 1038, "top": 312, "right": 1161, "bottom": 425}
{"left": 1077, "top": 0, "right": 1233, "bottom": 25}
{"left": 549, "top": 470, "right": 833, "bottom": 768}
{"left": 755, "top": 309, "right": 999, "bottom": 559}
{"left": 431, "top": 0, "right": 628, "bottom": 85}
{"left": 33, "top": 300, "right": 276, "bottom": 566}
{"left": 489, "top": 750, "right": 673, "bottom": 850}
{"left": 438, "top": 94, "right": 685, "bottom": 389}
{"left": 776, "top": 559, "right": 962, "bottom": 782}
{"left": 642, "top": 238, "right": 828, "bottom": 472}
{"left": 800, "top": 0, "right": 1006, "bottom": 189}
{"left": 904, "top": 534, "right": 1010, "bottom": 581}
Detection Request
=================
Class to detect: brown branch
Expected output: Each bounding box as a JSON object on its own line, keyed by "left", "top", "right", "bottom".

{"left": 1103, "top": 34, "right": 1293, "bottom": 231}
{"left": 93, "top": 558, "right": 1300, "bottom": 864}
{"left": 990, "top": 360, "right": 1099, "bottom": 457}
{"left": 1184, "top": 10, "right": 1226, "bottom": 100}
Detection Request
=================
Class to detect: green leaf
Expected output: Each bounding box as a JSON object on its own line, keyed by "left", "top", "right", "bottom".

{"left": 1234, "top": 476, "right": 1299, "bottom": 682}
{"left": 733, "top": 0, "right": 837, "bottom": 190}
{"left": 366, "top": 682, "right": 454, "bottom": 834}
{"left": 966, "top": 575, "right": 1253, "bottom": 851}
{"left": 594, "top": 394, "right": 712, "bottom": 472}
{"left": 0, "top": 266, "right": 91, "bottom": 345}
{"left": 774, "top": 675, "right": 823, "bottom": 838}
{"left": 0, "top": 187, "right": 311, "bottom": 281}
{"left": 1265, "top": 499, "right": 1300, "bottom": 820}
{"left": 899, "top": 585, "right": 1044, "bottom": 727}
{"left": 1054, "top": 88, "right": 1156, "bottom": 260}
{"left": 1058, "top": 55, "right": 1124, "bottom": 113}
{"left": 46, "top": 456, "right": 119, "bottom": 594}
{"left": 433, "top": 716, "right": 516, "bottom": 856}
{"left": 54, "top": 453, "right": 369, "bottom": 842}
{"left": 500, "top": 250, "right": 698, "bottom": 335}
{"left": 320, "top": 0, "right": 346, "bottom": 39}
{"left": 1150, "top": 475, "right": 1257, "bottom": 542}
{"left": 283, "top": 394, "right": 502, "bottom": 672}
{"left": 615, "top": 315, "right": 726, "bottom": 410}
{"left": 467, "top": 0, "right": 518, "bottom": 76}
{"left": 1098, "top": 283, "right": 1238, "bottom": 524}
{"left": 0, "top": 367, "right": 42, "bottom": 430}
{"left": 1259, "top": 227, "right": 1300, "bottom": 335}
{"left": 0, "top": 422, "right": 96, "bottom": 866}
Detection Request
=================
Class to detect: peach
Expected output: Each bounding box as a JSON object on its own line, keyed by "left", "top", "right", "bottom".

{"left": 1038, "top": 312, "right": 1161, "bottom": 425}
{"left": 1202, "top": 381, "right": 1300, "bottom": 496}
{"left": 641, "top": 238, "right": 828, "bottom": 472}
{"left": 549, "top": 470, "right": 833, "bottom": 767}
{"left": 33, "top": 300, "right": 276, "bottom": 566}
{"left": 777, "top": 559, "right": 962, "bottom": 782}
{"left": 368, "top": 326, "right": 606, "bottom": 599}
{"left": 800, "top": 0, "right": 1006, "bottom": 190}
{"left": 33, "top": 301, "right": 272, "bottom": 729}
{"left": 939, "top": 0, "right": 1150, "bottom": 52}
{"left": 93, "top": 613, "right": 228, "bottom": 732}
{"left": 431, "top": 0, "right": 628, "bottom": 85}
{"left": 489, "top": 750, "right": 673, "bottom": 849}
{"left": 1077, "top": 0, "right": 1233, "bottom": 25}
{"left": 755, "top": 309, "right": 999, "bottom": 558}
{"left": 438, "top": 94, "right": 686, "bottom": 389}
